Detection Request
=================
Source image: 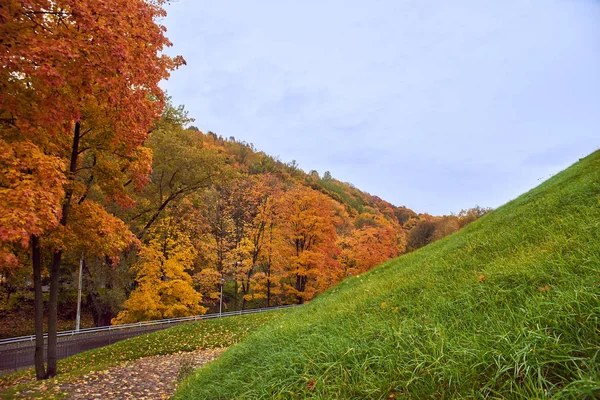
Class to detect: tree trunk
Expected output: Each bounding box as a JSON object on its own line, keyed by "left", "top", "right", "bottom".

{"left": 96, "top": 312, "right": 113, "bottom": 327}
{"left": 32, "top": 235, "right": 46, "bottom": 380}
{"left": 295, "top": 274, "right": 306, "bottom": 304}
{"left": 241, "top": 283, "right": 247, "bottom": 310}
{"left": 241, "top": 270, "right": 253, "bottom": 310}
{"left": 46, "top": 121, "right": 81, "bottom": 378}
{"left": 266, "top": 224, "right": 273, "bottom": 307}
{"left": 266, "top": 277, "right": 271, "bottom": 307}
{"left": 87, "top": 292, "right": 114, "bottom": 327}
{"left": 233, "top": 280, "right": 239, "bottom": 310}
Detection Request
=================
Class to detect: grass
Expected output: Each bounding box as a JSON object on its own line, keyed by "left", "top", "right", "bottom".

{"left": 0, "top": 310, "right": 287, "bottom": 399}
{"left": 175, "top": 151, "right": 600, "bottom": 399}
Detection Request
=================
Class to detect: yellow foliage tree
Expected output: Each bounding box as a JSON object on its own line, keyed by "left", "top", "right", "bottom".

{"left": 113, "top": 222, "right": 206, "bottom": 324}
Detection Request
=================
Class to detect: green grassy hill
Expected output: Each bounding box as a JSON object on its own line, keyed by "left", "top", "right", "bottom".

{"left": 175, "top": 151, "right": 600, "bottom": 399}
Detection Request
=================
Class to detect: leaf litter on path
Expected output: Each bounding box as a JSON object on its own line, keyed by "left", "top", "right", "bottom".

{"left": 16, "top": 348, "right": 225, "bottom": 399}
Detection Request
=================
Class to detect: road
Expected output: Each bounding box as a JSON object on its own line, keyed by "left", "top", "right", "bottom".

{"left": 0, "top": 323, "right": 182, "bottom": 373}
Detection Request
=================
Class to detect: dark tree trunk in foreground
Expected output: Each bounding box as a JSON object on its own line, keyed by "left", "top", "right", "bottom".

{"left": 46, "top": 121, "right": 81, "bottom": 378}
{"left": 32, "top": 235, "right": 46, "bottom": 380}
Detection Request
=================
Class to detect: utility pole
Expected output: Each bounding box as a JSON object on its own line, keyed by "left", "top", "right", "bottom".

{"left": 219, "top": 277, "right": 225, "bottom": 317}
{"left": 75, "top": 254, "right": 84, "bottom": 332}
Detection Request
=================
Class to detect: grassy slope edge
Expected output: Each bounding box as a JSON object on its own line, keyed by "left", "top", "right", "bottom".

{"left": 176, "top": 151, "right": 600, "bottom": 399}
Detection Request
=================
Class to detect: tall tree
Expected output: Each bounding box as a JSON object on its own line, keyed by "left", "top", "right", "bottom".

{"left": 129, "top": 124, "right": 229, "bottom": 239}
{"left": 0, "top": 0, "right": 182, "bottom": 378}
{"left": 228, "top": 175, "right": 281, "bottom": 309}
{"left": 113, "top": 219, "right": 206, "bottom": 324}
{"left": 275, "top": 186, "right": 342, "bottom": 304}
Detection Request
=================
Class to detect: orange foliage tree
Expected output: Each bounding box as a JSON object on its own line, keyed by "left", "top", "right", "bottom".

{"left": 274, "top": 186, "right": 342, "bottom": 304}
{"left": 0, "top": 0, "right": 182, "bottom": 378}
{"left": 339, "top": 214, "right": 399, "bottom": 275}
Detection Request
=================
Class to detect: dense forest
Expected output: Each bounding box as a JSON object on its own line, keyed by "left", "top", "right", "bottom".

{"left": 1, "top": 103, "right": 490, "bottom": 334}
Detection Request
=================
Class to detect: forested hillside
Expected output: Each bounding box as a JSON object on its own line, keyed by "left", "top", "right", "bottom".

{"left": 0, "top": 104, "right": 488, "bottom": 337}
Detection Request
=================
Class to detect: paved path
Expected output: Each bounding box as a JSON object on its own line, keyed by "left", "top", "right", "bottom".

{"left": 11, "top": 348, "right": 224, "bottom": 399}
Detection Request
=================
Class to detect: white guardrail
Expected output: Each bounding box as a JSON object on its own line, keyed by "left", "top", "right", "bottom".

{"left": 0, "top": 304, "right": 300, "bottom": 346}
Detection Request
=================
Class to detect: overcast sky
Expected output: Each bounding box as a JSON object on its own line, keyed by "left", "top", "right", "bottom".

{"left": 160, "top": 0, "right": 600, "bottom": 215}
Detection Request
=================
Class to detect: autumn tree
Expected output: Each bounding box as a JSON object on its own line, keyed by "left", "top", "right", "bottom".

{"left": 458, "top": 206, "right": 492, "bottom": 227}
{"left": 250, "top": 210, "right": 281, "bottom": 307}
{"left": 201, "top": 185, "right": 234, "bottom": 278}
{"left": 113, "top": 219, "right": 206, "bottom": 323}
{"left": 431, "top": 216, "right": 461, "bottom": 241}
{"left": 197, "top": 176, "right": 258, "bottom": 309}
{"left": 83, "top": 257, "right": 132, "bottom": 327}
{"left": 113, "top": 118, "right": 230, "bottom": 318}
{"left": 128, "top": 121, "right": 229, "bottom": 240}
{"left": 339, "top": 213, "right": 398, "bottom": 275}
{"left": 228, "top": 175, "right": 281, "bottom": 309}
{"left": 0, "top": 0, "right": 182, "bottom": 378}
{"left": 406, "top": 216, "right": 437, "bottom": 251}
{"left": 275, "top": 186, "right": 342, "bottom": 304}
{"left": 394, "top": 206, "right": 418, "bottom": 226}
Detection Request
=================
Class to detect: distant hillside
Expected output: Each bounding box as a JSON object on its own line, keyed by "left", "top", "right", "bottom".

{"left": 200, "top": 129, "right": 489, "bottom": 255}
{"left": 112, "top": 124, "right": 490, "bottom": 322}
{"left": 175, "top": 150, "right": 600, "bottom": 399}
{"left": 203, "top": 129, "right": 411, "bottom": 217}
{"left": 0, "top": 113, "right": 488, "bottom": 337}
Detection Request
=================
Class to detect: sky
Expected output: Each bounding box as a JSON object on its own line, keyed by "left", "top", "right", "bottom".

{"left": 160, "top": 0, "right": 600, "bottom": 215}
